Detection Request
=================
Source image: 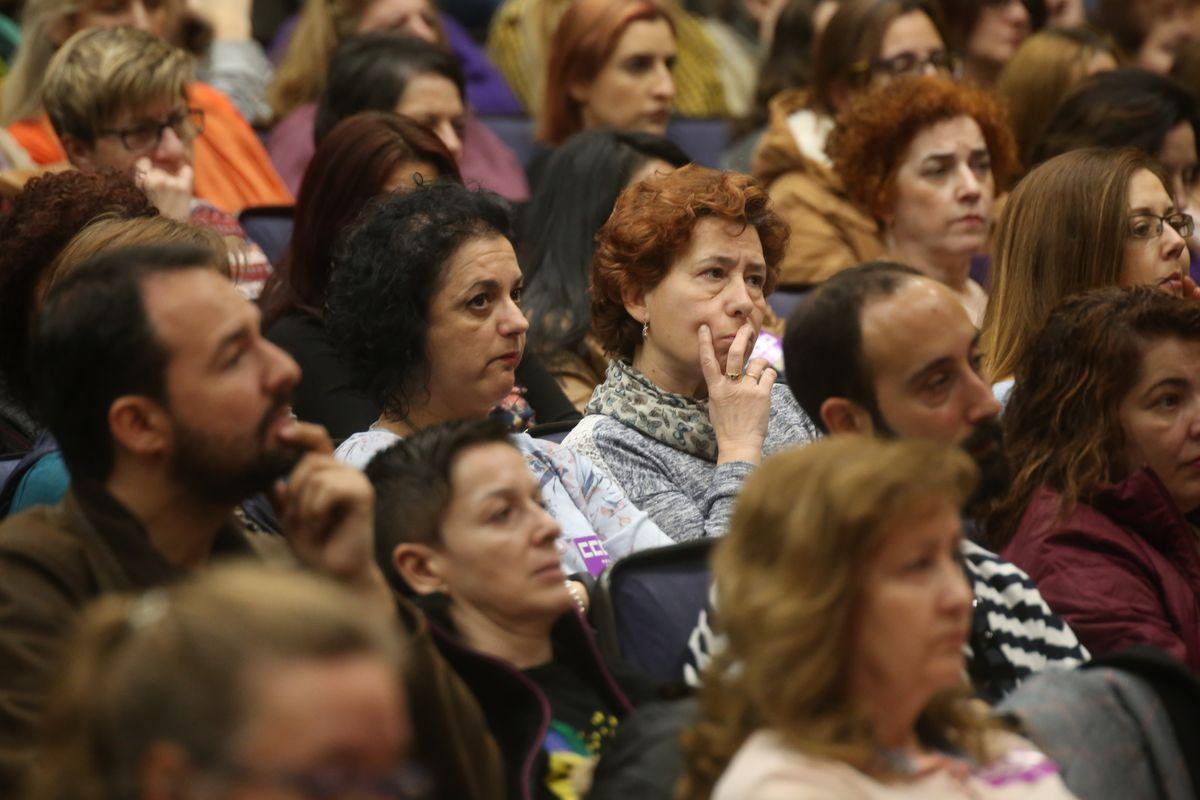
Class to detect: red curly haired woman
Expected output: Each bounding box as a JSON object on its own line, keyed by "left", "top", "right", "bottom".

{"left": 828, "top": 74, "right": 1017, "bottom": 325}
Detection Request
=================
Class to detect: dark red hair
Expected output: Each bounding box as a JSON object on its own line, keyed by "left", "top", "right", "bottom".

{"left": 537, "top": 0, "right": 674, "bottom": 145}
{"left": 261, "top": 111, "right": 459, "bottom": 324}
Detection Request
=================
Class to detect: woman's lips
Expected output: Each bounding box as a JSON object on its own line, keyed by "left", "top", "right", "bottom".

{"left": 492, "top": 351, "right": 520, "bottom": 367}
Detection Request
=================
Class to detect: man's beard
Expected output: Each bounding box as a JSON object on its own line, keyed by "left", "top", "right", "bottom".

{"left": 872, "top": 408, "right": 1009, "bottom": 515}
{"left": 167, "top": 399, "right": 304, "bottom": 506}
{"left": 959, "top": 417, "right": 1010, "bottom": 514}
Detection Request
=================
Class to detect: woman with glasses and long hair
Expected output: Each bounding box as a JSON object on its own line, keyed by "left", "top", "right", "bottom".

{"left": 752, "top": 0, "right": 959, "bottom": 287}
{"left": 982, "top": 147, "right": 1196, "bottom": 397}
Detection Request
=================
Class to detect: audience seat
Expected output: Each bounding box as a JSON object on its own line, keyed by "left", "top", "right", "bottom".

{"left": 238, "top": 205, "right": 295, "bottom": 266}
{"left": 590, "top": 539, "right": 713, "bottom": 683}
{"left": 768, "top": 287, "right": 810, "bottom": 320}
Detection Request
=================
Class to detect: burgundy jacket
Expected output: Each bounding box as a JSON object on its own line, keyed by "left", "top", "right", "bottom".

{"left": 1003, "top": 468, "right": 1200, "bottom": 671}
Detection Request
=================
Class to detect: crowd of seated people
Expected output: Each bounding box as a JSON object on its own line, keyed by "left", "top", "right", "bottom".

{"left": 4, "top": 0, "right": 1200, "bottom": 798}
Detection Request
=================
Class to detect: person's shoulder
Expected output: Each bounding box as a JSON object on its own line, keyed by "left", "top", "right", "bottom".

{"left": 333, "top": 429, "right": 401, "bottom": 470}
{"left": 715, "top": 731, "right": 859, "bottom": 800}
{"left": 0, "top": 502, "right": 103, "bottom": 595}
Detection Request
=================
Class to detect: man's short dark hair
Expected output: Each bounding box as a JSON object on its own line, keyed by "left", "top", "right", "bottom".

{"left": 365, "top": 418, "right": 515, "bottom": 593}
{"left": 31, "top": 244, "right": 218, "bottom": 482}
{"left": 783, "top": 261, "right": 921, "bottom": 433}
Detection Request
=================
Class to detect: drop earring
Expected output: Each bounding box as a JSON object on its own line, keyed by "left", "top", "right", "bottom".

{"left": 642, "top": 318, "right": 650, "bottom": 340}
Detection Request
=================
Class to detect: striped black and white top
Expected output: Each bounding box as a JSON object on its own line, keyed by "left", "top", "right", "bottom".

{"left": 683, "top": 539, "right": 1089, "bottom": 701}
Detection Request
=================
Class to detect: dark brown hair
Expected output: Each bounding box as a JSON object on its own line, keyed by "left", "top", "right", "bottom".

{"left": 590, "top": 165, "right": 788, "bottom": 359}
{"left": 260, "top": 111, "right": 459, "bottom": 325}
{"left": 990, "top": 286, "right": 1200, "bottom": 549}
{"left": 812, "top": 0, "right": 947, "bottom": 114}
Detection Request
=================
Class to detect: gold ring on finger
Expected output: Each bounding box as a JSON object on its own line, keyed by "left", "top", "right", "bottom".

{"left": 726, "top": 372, "right": 742, "bottom": 381}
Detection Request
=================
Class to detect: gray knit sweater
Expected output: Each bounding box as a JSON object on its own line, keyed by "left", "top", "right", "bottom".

{"left": 563, "top": 384, "right": 819, "bottom": 542}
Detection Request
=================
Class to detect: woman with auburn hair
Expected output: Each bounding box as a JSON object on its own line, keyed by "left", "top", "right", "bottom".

{"left": 25, "top": 564, "right": 422, "bottom": 800}
{"left": 752, "top": 0, "right": 955, "bottom": 287}
{"left": 995, "top": 28, "right": 1118, "bottom": 178}
{"left": 995, "top": 287, "right": 1200, "bottom": 670}
{"left": 981, "top": 148, "right": 1194, "bottom": 389}
{"left": 827, "top": 75, "right": 1018, "bottom": 324}
{"left": 488, "top": 0, "right": 726, "bottom": 124}
{"left": 261, "top": 111, "right": 458, "bottom": 441}
{"left": 679, "top": 436, "right": 1077, "bottom": 799}
{"left": 519, "top": 128, "right": 691, "bottom": 410}
{"left": 538, "top": 0, "right": 678, "bottom": 146}
{"left": 563, "top": 165, "right": 819, "bottom": 542}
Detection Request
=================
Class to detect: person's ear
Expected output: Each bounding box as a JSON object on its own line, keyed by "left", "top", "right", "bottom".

{"left": 109, "top": 397, "right": 173, "bottom": 462}
{"left": 393, "top": 543, "right": 447, "bottom": 596}
{"left": 138, "top": 741, "right": 193, "bottom": 800}
{"left": 567, "top": 79, "right": 592, "bottom": 106}
{"left": 620, "top": 284, "right": 649, "bottom": 331}
{"left": 61, "top": 134, "right": 97, "bottom": 171}
{"left": 820, "top": 397, "right": 876, "bottom": 436}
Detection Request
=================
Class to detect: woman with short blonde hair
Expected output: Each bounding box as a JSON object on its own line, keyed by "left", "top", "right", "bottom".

{"left": 679, "top": 437, "right": 1078, "bottom": 799}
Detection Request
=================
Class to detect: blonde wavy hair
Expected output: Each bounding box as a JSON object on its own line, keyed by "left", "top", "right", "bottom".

{"left": 268, "top": 0, "right": 445, "bottom": 121}
{"left": 678, "top": 436, "right": 1002, "bottom": 799}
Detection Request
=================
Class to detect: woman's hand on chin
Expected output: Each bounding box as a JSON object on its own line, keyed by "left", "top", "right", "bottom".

{"left": 699, "top": 323, "right": 776, "bottom": 466}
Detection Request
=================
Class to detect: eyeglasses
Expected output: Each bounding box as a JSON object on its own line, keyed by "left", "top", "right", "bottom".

{"left": 851, "top": 49, "right": 960, "bottom": 81}
{"left": 1128, "top": 211, "right": 1196, "bottom": 240}
{"left": 97, "top": 108, "right": 205, "bottom": 153}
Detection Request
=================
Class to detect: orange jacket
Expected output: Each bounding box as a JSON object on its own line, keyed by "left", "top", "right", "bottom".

{"left": 6, "top": 83, "right": 291, "bottom": 215}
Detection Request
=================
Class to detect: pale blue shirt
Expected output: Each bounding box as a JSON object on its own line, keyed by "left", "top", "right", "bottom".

{"left": 334, "top": 427, "right": 675, "bottom": 576}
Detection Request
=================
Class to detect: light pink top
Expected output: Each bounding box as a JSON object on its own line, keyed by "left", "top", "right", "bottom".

{"left": 713, "top": 730, "right": 1079, "bottom": 800}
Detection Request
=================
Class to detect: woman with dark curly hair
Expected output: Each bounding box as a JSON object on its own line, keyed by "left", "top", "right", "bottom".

{"left": 0, "top": 170, "right": 157, "bottom": 451}
{"left": 995, "top": 286, "right": 1200, "bottom": 671}
{"left": 753, "top": 0, "right": 954, "bottom": 286}
{"left": 827, "top": 74, "right": 1018, "bottom": 324}
{"left": 326, "top": 180, "right": 673, "bottom": 576}
{"left": 562, "top": 165, "right": 819, "bottom": 542}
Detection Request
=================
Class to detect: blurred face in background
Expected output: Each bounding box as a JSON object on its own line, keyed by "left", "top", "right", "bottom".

{"left": 966, "top": 0, "right": 1030, "bottom": 72}
{"left": 573, "top": 17, "right": 677, "bottom": 136}
{"left": 394, "top": 72, "right": 465, "bottom": 163}
{"left": 356, "top": 0, "right": 440, "bottom": 42}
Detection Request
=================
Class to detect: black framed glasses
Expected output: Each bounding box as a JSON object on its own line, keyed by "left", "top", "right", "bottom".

{"left": 98, "top": 108, "right": 205, "bottom": 153}
{"left": 1128, "top": 211, "right": 1196, "bottom": 240}
{"left": 851, "top": 49, "right": 960, "bottom": 81}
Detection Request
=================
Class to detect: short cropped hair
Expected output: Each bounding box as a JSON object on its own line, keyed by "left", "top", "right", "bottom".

{"left": 32, "top": 245, "right": 217, "bottom": 483}
{"left": 325, "top": 182, "right": 513, "bottom": 420}
{"left": 43, "top": 27, "right": 192, "bottom": 144}
{"left": 366, "top": 418, "right": 514, "bottom": 592}
{"left": 827, "top": 75, "right": 1018, "bottom": 224}
{"left": 783, "top": 261, "right": 921, "bottom": 432}
{"left": 590, "top": 164, "right": 788, "bottom": 359}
